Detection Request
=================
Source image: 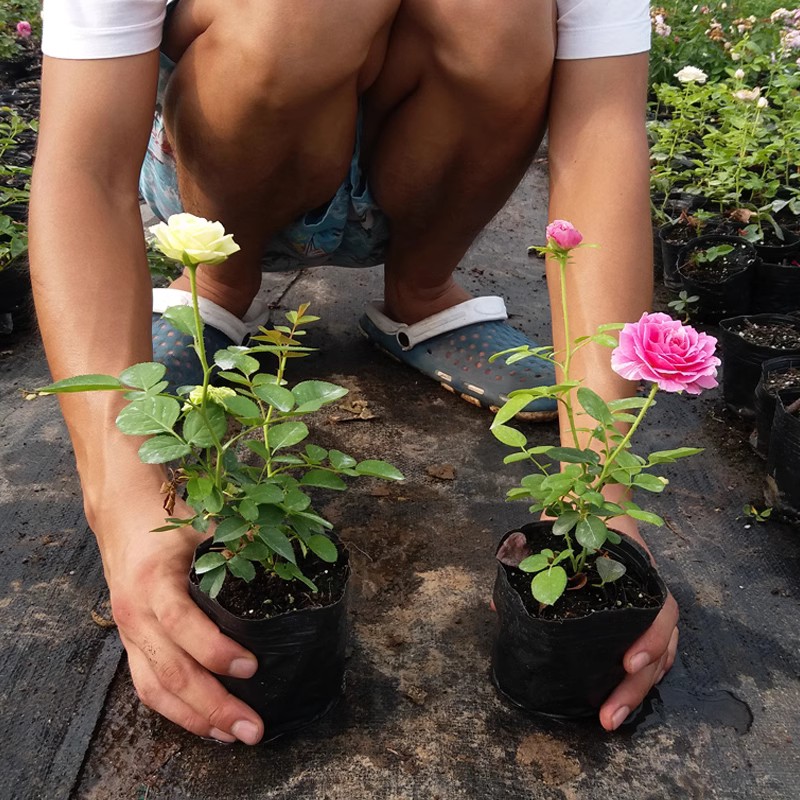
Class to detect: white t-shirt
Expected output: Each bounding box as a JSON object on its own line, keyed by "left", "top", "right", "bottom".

{"left": 42, "top": 0, "right": 651, "bottom": 61}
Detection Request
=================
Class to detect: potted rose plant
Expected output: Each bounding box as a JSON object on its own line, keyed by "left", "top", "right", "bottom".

{"left": 489, "top": 221, "right": 719, "bottom": 719}
{"left": 32, "top": 213, "right": 403, "bottom": 739}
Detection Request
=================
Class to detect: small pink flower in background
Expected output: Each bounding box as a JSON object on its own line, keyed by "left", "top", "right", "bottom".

{"left": 611, "top": 312, "right": 720, "bottom": 395}
{"left": 545, "top": 220, "right": 583, "bottom": 250}
{"left": 16, "top": 21, "right": 32, "bottom": 38}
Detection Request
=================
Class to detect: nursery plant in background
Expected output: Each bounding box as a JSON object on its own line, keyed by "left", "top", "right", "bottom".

{"left": 489, "top": 221, "right": 719, "bottom": 719}
{"left": 33, "top": 213, "right": 404, "bottom": 738}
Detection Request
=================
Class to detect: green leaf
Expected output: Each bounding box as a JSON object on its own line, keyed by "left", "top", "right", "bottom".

{"left": 222, "top": 394, "right": 261, "bottom": 421}
{"left": 239, "top": 498, "right": 259, "bottom": 522}
{"left": 199, "top": 566, "right": 226, "bottom": 598}
{"left": 328, "top": 449, "right": 356, "bottom": 470}
{"left": 283, "top": 488, "right": 312, "bottom": 511}
{"left": 607, "top": 397, "right": 651, "bottom": 412}
{"left": 307, "top": 534, "right": 338, "bottom": 563}
{"left": 259, "top": 527, "right": 297, "bottom": 563}
{"left": 267, "top": 421, "right": 309, "bottom": 451}
{"left": 252, "top": 383, "right": 296, "bottom": 412}
{"left": 577, "top": 387, "right": 613, "bottom": 425}
{"left": 120, "top": 362, "right": 167, "bottom": 391}
{"left": 186, "top": 476, "right": 214, "bottom": 502}
{"left": 245, "top": 483, "right": 284, "bottom": 505}
{"left": 492, "top": 394, "right": 535, "bottom": 426}
{"left": 354, "top": 460, "right": 405, "bottom": 481}
{"left": 596, "top": 557, "right": 626, "bottom": 584}
{"left": 240, "top": 541, "right": 271, "bottom": 561}
{"left": 138, "top": 435, "right": 192, "bottom": 464}
{"left": 34, "top": 374, "right": 124, "bottom": 395}
{"left": 215, "top": 370, "right": 251, "bottom": 386}
{"left": 183, "top": 404, "right": 227, "bottom": 447}
{"left": 213, "top": 516, "right": 251, "bottom": 544}
{"left": 305, "top": 444, "right": 328, "bottom": 463}
{"left": 301, "top": 469, "right": 348, "bottom": 491}
{"left": 162, "top": 305, "right": 199, "bottom": 337}
{"left": 547, "top": 446, "right": 600, "bottom": 465}
{"left": 256, "top": 504, "right": 284, "bottom": 528}
{"left": 589, "top": 333, "right": 619, "bottom": 348}
{"left": 624, "top": 508, "right": 665, "bottom": 527}
{"left": 531, "top": 566, "right": 567, "bottom": 606}
{"left": 552, "top": 511, "right": 580, "bottom": 537}
{"left": 244, "top": 439, "right": 271, "bottom": 462}
{"left": 519, "top": 553, "right": 550, "bottom": 573}
{"left": 116, "top": 396, "right": 181, "bottom": 436}
{"left": 204, "top": 487, "right": 224, "bottom": 514}
{"left": 647, "top": 447, "right": 703, "bottom": 464}
{"left": 226, "top": 555, "right": 256, "bottom": 582}
{"left": 503, "top": 452, "right": 530, "bottom": 464}
{"left": 214, "top": 347, "right": 259, "bottom": 376}
{"left": 194, "top": 552, "right": 227, "bottom": 574}
{"left": 575, "top": 516, "right": 608, "bottom": 550}
{"left": 632, "top": 473, "right": 669, "bottom": 493}
{"left": 292, "top": 380, "right": 348, "bottom": 411}
{"left": 490, "top": 424, "right": 528, "bottom": 448}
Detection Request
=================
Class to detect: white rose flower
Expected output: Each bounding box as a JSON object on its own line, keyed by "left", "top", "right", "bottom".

{"left": 732, "top": 87, "right": 761, "bottom": 102}
{"left": 757, "top": 97, "right": 769, "bottom": 108}
{"left": 734, "top": 68, "right": 745, "bottom": 79}
{"left": 150, "top": 213, "right": 241, "bottom": 266}
{"left": 731, "top": 51, "right": 742, "bottom": 60}
{"left": 770, "top": 8, "right": 790, "bottom": 23}
{"left": 675, "top": 66, "right": 708, "bottom": 84}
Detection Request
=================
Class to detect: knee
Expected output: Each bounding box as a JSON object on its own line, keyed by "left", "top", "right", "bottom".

{"left": 428, "top": 0, "right": 556, "bottom": 119}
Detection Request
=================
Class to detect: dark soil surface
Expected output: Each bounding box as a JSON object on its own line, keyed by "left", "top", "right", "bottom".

{"left": 758, "top": 224, "right": 799, "bottom": 248}
{"left": 679, "top": 242, "right": 753, "bottom": 282}
{"left": 503, "top": 528, "right": 663, "bottom": 621}
{"left": 765, "top": 366, "right": 800, "bottom": 394}
{"left": 195, "top": 547, "right": 349, "bottom": 620}
{"left": 663, "top": 215, "right": 738, "bottom": 245}
{"left": 734, "top": 320, "right": 800, "bottom": 350}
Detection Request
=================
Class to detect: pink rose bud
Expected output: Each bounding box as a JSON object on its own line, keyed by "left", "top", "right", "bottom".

{"left": 611, "top": 312, "right": 720, "bottom": 395}
{"left": 16, "top": 21, "right": 32, "bottom": 38}
{"left": 545, "top": 220, "right": 583, "bottom": 250}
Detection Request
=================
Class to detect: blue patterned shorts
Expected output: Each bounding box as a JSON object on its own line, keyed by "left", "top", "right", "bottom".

{"left": 139, "top": 54, "right": 389, "bottom": 272}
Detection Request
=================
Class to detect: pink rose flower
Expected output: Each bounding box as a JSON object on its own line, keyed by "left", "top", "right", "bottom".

{"left": 611, "top": 312, "right": 720, "bottom": 395}
{"left": 545, "top": 220, "right": 583, "bottom": 250}
{"left": 16, "top": 21, "right": 32, "bottom": 38}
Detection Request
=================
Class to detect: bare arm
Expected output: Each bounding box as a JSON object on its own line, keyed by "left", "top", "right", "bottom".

{"left": 547, "top": 53, "right": 679, "bottom": 731}
{"left": 30, "top": 53, "right": 264, "bottom": 744}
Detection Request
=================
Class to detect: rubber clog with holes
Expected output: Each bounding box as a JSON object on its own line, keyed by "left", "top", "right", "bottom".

{"left": 151, "top": 288, "right": 270, "bottom": 392}
{"left": 358, "top": 296, "right": 558, "bottom": 421}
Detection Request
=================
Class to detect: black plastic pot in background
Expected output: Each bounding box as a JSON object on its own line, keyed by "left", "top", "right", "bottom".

{"left": 677, "top": 236, "right": 756, "bottom": 323}
{"left": 491, "top": 522, "right": 667, "bottom": 719}
{"left": 189, "top": 538, "right": 351, "bottom": 741}
{"left": 752, "top": 261, "right": 800, "bottom": 315}
{"left": 766, "top": 393, "right": 800, "bottom": 521}
{"left": 753, "top": 357, "right": 800, "bottom": 458}
{"left": 659, "top": 221, "right": 698, "bottom": 290}
{"left": 720, "top": 315, "right": 800, "bottom": 417}
{"left": 0, "top": 257, "right": 32, "bottom": 335}
{"left": 754, "top": 228, "right": 800, "bottom": 266}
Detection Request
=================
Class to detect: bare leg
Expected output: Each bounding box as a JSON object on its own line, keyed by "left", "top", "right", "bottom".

{"left": 366, "top": 0, "right": 557, "bottom": 324}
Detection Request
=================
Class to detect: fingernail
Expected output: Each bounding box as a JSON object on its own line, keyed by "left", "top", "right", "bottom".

{"left": 229, "top": 658, "right": 257, "bottom": 678}
{"left": 208, "top": 727, "right": 237, "bottom": 744}
{"left": 628, "top": 652, "right": 649, "bottom": 673}
{"left": 232, "top": 720, "right": 261, "bottom": 745}
{"left": 611, "top": 706, "right": 631, "bottom": 731}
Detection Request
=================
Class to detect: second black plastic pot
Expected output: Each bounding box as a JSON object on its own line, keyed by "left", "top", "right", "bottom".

{"left": 752, "top": 261, "right": 800, "bottom": 315}
{"left": 189, "top": 538, "right": 351, "bottom": 741}
{"left": 766, "top": 394, "right": 800, "bottom": 521}
{"left": 753, "top": 356, "right": 800, "bottom": 458}
{"left": 491, "top": 522, "right": 667, "bottom": 719}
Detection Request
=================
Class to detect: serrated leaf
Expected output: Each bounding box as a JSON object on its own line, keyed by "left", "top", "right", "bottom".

{"left": 492, "top": 394, "right": 534, "bottom": 426}
{"left": 575, "top": 516, "right": 608, "bottom": 550}
{"left": 259, "top": 527, "right": 296, "bottom": 563}
{"left": 354, "top": 460, "right": 404, "bottom": 481}
{"left": 607, "top": 397, "right": 650, "bottom": 411}
{"left": 503, "top": 452, "right": 530, "bottom": 464}
{"left": 239, "top": 498, "right": 259, "bottom": 522}
{"left": 162, "top": 305, "right": 199, "bottom": 337}
{"left": 552, "top": 511, "right": 580, "bottom": 537}
{"left": 632, "top": 473, "right": 668, "bottom": 492}
{"left": 292, "top": 380, "right": 348, "bottom": 411}
{"left": 519, "top": 553, "right": 550, "bottom": 573}
{"left": 596, "top": 557, "right": 627, "bottom": 584}
{"left": 547, "top": 446, "right": 600, "bottom": 464}
{"left": 186, "top": 476, "right": 214, "bottom": 502}
{"left": 226, "top": 555, "right": 256, "bottom": 582}
{"left": 301, "top": 469, "right": 348, "bottom": 491}
{"left": 214, "top": 347, "right": 259, "bottom": 376}
{"left": 213, "top": 516, "right": 251, "bottom": 544}
{"left": 138, "top": 435, "right": 191, "bottom": 464}
{"left": 305, "top": 444, "right": 328, "bottom": 463}
{"left": 240, "top": 541, "right": 271, "bottom": 561}
{"left": 307, "top": 534, "right": 338, "bottom": 563}
{"left": 267, "top": 421, "right": 309, "bottom": 451}
{"left": 204, "top": 487, "right": 224, "bottom": 514}
{"left": 490, "top": 424, "right": 528, "bottom": 448}
{"left": 222, "top": 394, "right": 261, "bottom": 421}
{"left": 245, "top": 483, "right": 284, "bottom": 505}
{"left": 283, "top": 488, "right": 312, "bottom": 511}
{"left": 183, "top": 404, "right": 227, "bottom": 447}
{"left": 199, "top": 566, "right": 226, "bottom": 598}
{"left": 328, "top": 449, "right": 356, "bottom": 470}
{"left": 648, "top": 447, "right": 703, "bottom": 464}
{"left": 244, "top": 439, "right": 270, "bottom": 462}
{"left": 194, "top": 552, "right": 227, "bottom": 574}
{"left": 116, "top": 396, "right": 180, "bottom": 436}
{"left": 531, "top": 566, "right": 568, "bottom": 606}
{"left": 34, "top": 373, "right": 124, "bottom": 395}
{"left": 624, "top": 508, "right": 665, "bottom": 526}
{"left": 120, "top": 362, "right": 167, "bottom": 390}
{"left": 577, "top": 387, "right": 613, "bottom": 425}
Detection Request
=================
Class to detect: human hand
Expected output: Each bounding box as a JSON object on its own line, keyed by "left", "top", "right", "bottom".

{"left": 93, "top": 492, "right": 265, "bottom": 744}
